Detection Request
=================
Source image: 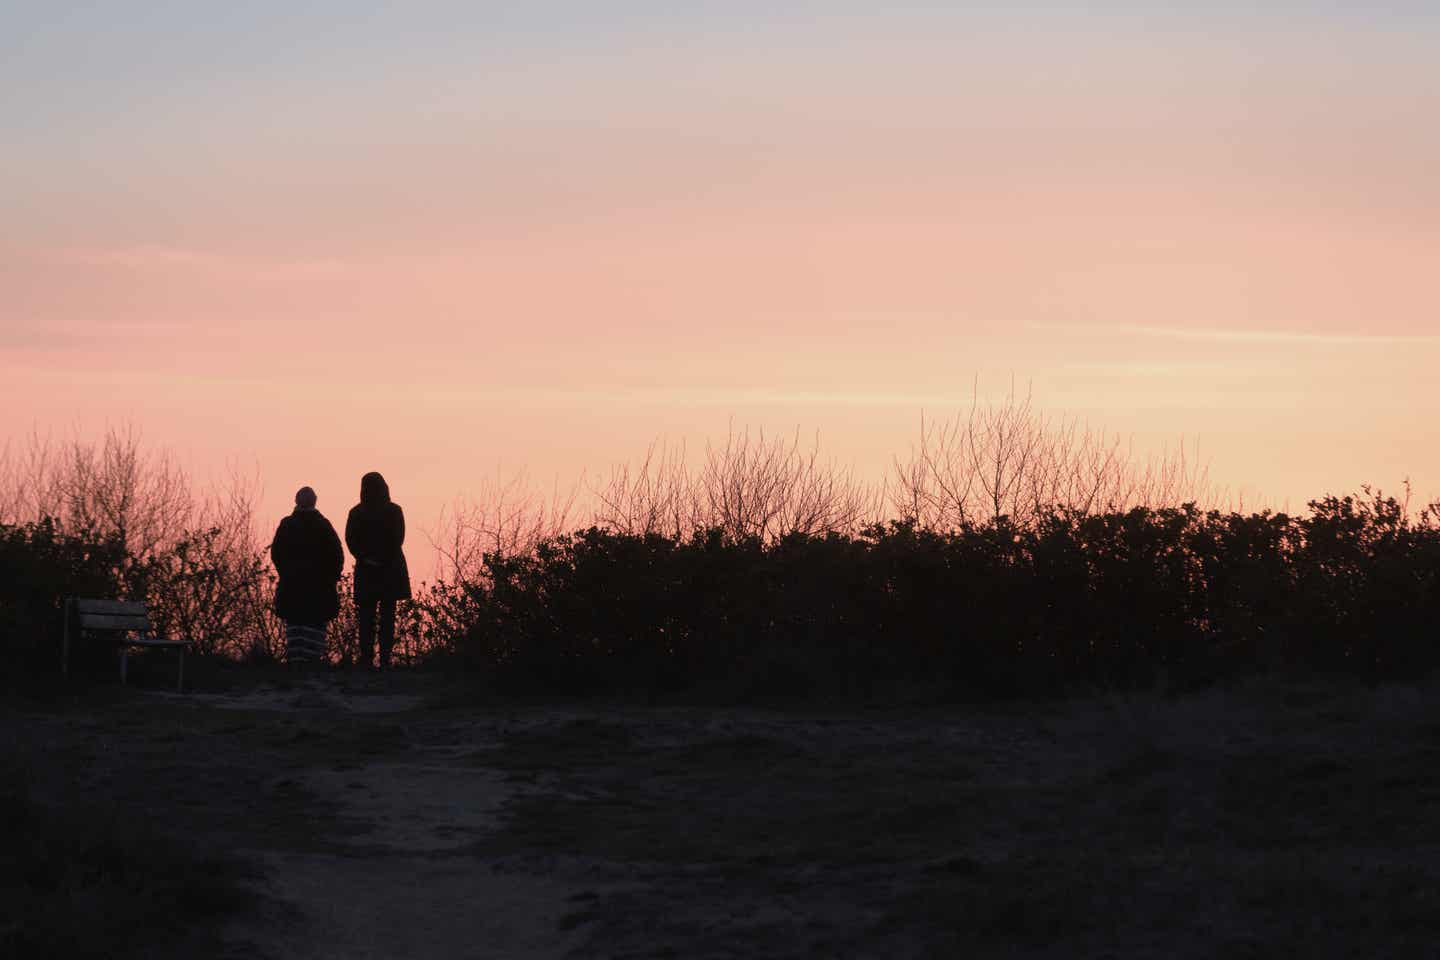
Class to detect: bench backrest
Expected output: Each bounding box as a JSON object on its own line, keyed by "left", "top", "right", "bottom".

{"left": 70, "top": 598, "right": 152, "bottom": 634}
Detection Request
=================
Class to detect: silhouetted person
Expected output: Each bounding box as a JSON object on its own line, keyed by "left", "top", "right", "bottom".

{"left": 270, "top": 486, "right": 344, "bottom": 666}
{"left": 345, "top": 471, "right": 411, "bottom": 669}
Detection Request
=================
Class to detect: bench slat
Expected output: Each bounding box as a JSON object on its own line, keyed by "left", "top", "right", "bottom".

{"left": 64, "top": 596, "right": 186, "bottom": 691}
{"left": 76, "top": 614, "right": 152, "bottom": 632}
{"left": 73, "top": 598, "right": 148, "bottom": 616}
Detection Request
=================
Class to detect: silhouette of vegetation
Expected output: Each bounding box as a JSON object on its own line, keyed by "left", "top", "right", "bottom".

{"left": 3, "top": 408, "right": 1437, "bottom": 700}
{"left": 0, "top": 427, "right": 280, "bottom": 685}
{"left": 0, "top": 518, "right": 126, "bottom": 686}
{"left": 415, "top": 490, "right": 1440, "bottom": 700}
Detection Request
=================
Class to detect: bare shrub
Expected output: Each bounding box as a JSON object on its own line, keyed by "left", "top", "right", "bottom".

{"left": 592, "top": 440, "right": 697, "bottom": 540}
{"left": 0, "top": 426, "right": 276, "bottom": 658}
{"left": 140, "top": 464, "right": 280, "bottom": 658}
{"left": 428, "top": 469, "right": 578, "bottom": 584}
{"left": 0, "top": 431, "right": 68, "bottom": 526}
{"left": 593, "top": 427, "right": 882, "bottom": 544}
{"left": 698, "top": 426, "right": 880, "bottom": 541}
{"left": 892, "top": 382, "right": 1216, "bottom": 528}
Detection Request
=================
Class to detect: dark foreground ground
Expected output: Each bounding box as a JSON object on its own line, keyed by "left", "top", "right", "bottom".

{"left": 5, "top": 663, "right": 1440, "bottom": 959}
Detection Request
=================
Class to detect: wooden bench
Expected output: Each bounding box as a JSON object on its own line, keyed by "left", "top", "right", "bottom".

{"left": 63, "top": 598, "right": 189, "bottom": 691}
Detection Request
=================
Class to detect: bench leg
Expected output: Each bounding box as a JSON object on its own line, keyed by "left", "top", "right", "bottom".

{"left": 177, "top": 647, "right": 185, "bottom": 693}
{"left": 120, "top": 648, "right": 128, "bottom": 685}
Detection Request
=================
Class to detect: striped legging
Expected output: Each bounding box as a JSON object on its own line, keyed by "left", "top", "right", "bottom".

{"left": 285, "top": 622, "right": 327, "bottom": 664}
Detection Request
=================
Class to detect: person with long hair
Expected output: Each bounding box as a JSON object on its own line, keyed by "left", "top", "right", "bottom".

{"left": 344, "top": 471, "right": 411, "bottom": 669}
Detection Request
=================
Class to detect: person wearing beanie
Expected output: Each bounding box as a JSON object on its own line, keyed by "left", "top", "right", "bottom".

{"left": 270, "top": 486, "right": 344, "bottom": 666}
{"left": 344, "top": 471, "right": 411, "bottom": 670}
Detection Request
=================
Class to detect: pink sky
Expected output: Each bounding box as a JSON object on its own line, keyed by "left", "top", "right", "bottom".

{"left": 4, "top": 7, "right": 1438, "bottom": 576}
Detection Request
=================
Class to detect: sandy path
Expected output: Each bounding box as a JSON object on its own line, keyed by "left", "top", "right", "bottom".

{"left": 203, "top": 681, "right": 586, "bottom": 960}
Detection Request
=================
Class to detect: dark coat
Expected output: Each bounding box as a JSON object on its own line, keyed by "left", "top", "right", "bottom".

{"left": 270, "top": 508, "right": 344, "bottom": 625}
{"left": 345, "top": 472, "right": 412, "bottom": 603}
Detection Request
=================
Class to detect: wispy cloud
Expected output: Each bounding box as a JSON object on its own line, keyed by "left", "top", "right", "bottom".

{"left": 45, "top": 246, "right": 356, "bottom": 273}
{"left": 412, "top": 385, "right": 990, "bottom": 411}
{"left": 1059, "top": 362, "right": 1266, "bottom": 377}
{"left": 0, "top": 362, "right": 276, "bottom": 390}
{"left": 1, "top": 320, "right": 243, "bottom": 351}
{"left": 1031, "top": 323, "right": 1440, "bottom": 346}
{"left": 52, "top": 246, "right": 234, "bottom": 269}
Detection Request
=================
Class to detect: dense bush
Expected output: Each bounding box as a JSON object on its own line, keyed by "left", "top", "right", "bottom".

{"left": 0, "top": 428, "right": 281, "bottom": 676}
{"left": 418, "top": 491, "right": 1440, "bottom": 700}
{"left": 4, "top": 423, "right": 1436, "bottom": 700}
{"left": 0, "top": 519, "right": 126, "bottom": 687}
{"left": 6, "top": 489, "right": 1437, "bottom": 700}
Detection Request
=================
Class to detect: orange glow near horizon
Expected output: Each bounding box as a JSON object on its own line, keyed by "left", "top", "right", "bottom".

{"left": 4, "top": 7, "right": 1438, "bottom": 578}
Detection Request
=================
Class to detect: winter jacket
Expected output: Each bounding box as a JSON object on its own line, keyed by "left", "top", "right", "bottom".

{"left": 270, "top": 507, "right": 344, "bottom": 625}
{"left": 345, "top": 471, "right": 412, "bottom": 603}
